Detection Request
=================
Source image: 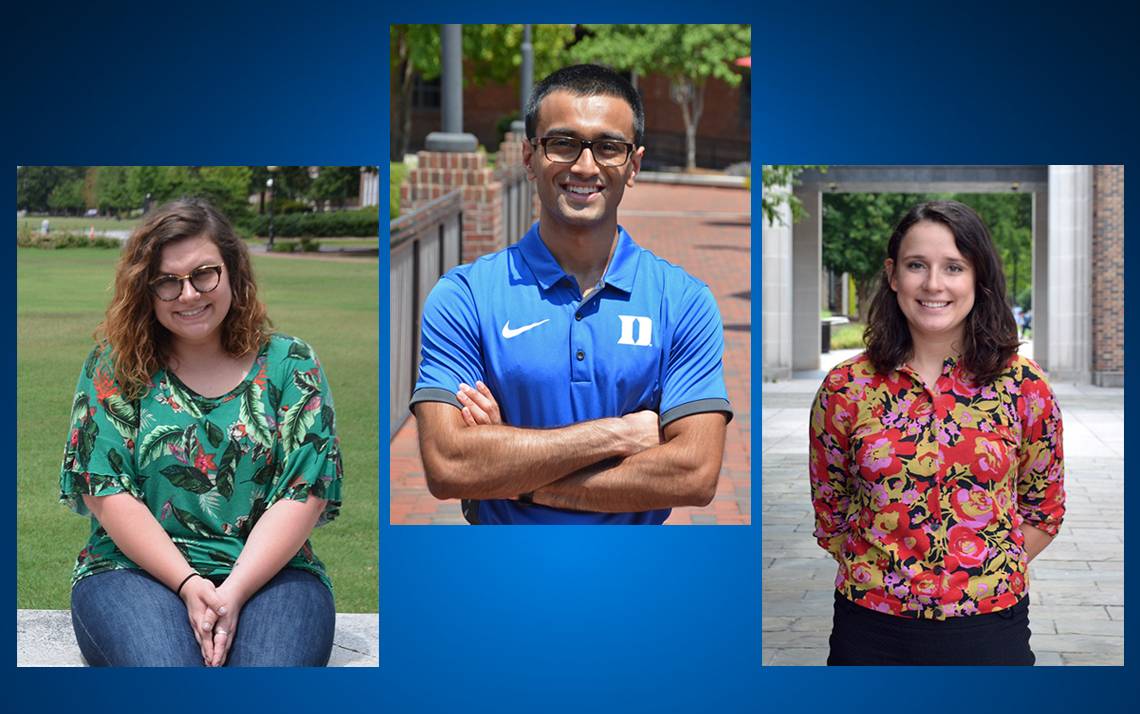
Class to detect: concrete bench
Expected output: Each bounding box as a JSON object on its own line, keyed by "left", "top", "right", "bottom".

{"left": 17, "top": 609, "right": 378, "bottom": 666}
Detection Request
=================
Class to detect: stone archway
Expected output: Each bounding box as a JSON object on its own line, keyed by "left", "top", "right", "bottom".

{"left": 763, "top": 165, "right": 1111, "bottom": 384}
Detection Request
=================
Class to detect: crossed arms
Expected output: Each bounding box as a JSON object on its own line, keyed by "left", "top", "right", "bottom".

{"left": 414, "top": 382, "right": 728, "bottom": 512}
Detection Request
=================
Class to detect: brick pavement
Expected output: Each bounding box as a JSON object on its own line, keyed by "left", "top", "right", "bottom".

{"left": 389, "top": 183, "right": 751, "bottom": 526}
{"left": 761, "top": 351, "right": 1124, "bottom": 665}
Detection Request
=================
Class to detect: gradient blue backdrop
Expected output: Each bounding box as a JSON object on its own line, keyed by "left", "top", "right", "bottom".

{"left": 7, "top": 1, "right": 1136, "bottom": 710}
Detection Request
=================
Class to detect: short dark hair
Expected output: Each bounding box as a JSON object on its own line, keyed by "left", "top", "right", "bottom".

{"left": 864, "top": 200, "right": 1019, "bottom": 385}
{"left": 525, "top": 64, "right": 645, "bottom": 147}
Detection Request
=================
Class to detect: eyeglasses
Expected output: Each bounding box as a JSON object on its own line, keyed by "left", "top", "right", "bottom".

{"left": 532, "top": 136, "right": 636, "bottom": 167}
{"left": 149, "top": 264, "right": 223, "bottom": 301}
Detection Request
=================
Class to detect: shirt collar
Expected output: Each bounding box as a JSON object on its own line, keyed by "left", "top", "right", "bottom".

{"left": 517, "top": 223, "right": 640, "bottom": 295}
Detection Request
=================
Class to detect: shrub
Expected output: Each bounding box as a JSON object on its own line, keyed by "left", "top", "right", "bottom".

{"left": 269, "top": 241, "right": 297, "bottom": 253}
{"left": 300, "top": 238, "right": 321, "bottom": 252}
{"left": 18, "top": 231, "right": 120, "bottom": 250}
{"left": 243, "top": 207, "right": 377, "bottom": 238}
{"left": 831, "top": 322, "right": 866, "bottom": 350}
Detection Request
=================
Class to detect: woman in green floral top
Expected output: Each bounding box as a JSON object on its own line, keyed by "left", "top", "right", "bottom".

{"left": 61, "top": 198, "right": 343, "bottom": 666}
{"left": 810, "top": 201, "right": 1065, "bottom": 665}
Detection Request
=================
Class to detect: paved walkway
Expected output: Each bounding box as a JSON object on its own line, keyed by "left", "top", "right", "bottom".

{"left": 762, "top": 348, "right": 1124, "bottom": 665}
{"left": 390, "top": 183, "right": 751, "bottom": 525}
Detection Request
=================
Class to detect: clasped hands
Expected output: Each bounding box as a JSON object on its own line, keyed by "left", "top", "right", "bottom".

{"left": 179, "top": 575, "right": 245, "bottom": 667}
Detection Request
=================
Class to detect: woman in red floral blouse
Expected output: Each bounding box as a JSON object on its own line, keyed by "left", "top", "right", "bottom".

{"left": 810, "top": 200, "right": 1065, "bottom": 665}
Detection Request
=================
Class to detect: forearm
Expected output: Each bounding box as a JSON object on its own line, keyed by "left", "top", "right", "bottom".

{"left": 219, "top": 490, "right": 326, "bottom": 604}
{"left": 419, "top": 407, "right": 645, "bottom": 500}
{"left": 532, "top": 417, "right": 726, "bottom": 513}
{"left": 82, "top": 493, "right": 195, "bottom": 590}
{"left": 1021, "top": 522, "right": 1054, "bottom": 562}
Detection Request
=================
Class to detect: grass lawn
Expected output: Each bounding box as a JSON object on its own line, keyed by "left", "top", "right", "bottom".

{"left": 18, "top": 215, "right": 140, "bottom": 233}
{"left": 17, "top": 248, "right": 379, "bottom": 612}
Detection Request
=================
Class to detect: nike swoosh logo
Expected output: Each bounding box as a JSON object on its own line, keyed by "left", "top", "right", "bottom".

{"left": 501, "top": 319, "right": 550, "bottom": 339}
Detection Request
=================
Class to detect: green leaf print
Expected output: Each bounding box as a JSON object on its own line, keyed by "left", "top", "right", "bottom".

{"left": 180, "top": 423, "right": 200, "bottom": 460}
{"left": 160, "top": 464, "right": 214, "bottom": 494}
{"left": 293, "top": 369, "right": 320, "bottom": 393}
{"left": 83, "top": 348, "right": 100, "bottom": 379}
{"left": 102, "top": 394, "right": 138, "bottom": 440}
{"left": 321, "top": 403, "right": 335, "bottom": 432}
{"left": 281, "top": 392, "right": 318, "bottom": 454}
{"left": 250, "top": 462, "right": 277, "bottom": 486}
{"left": 204, "top": 420, "right": 225, "bottom": 448}
{"left": 78, "top": 417, "right": 99, "bottom": 469}
{"left": 239, "top": 380, "right": 273, "bottom": 448}
{"left": 287, "top": 340, "right": 312, "bottom": 361}
{"left": 71, "top": 393, "right": 90, "bottom": 426}
{"left": 207, "top": 550, "right": 235, "bottom": 566}
{"left": 300, "top": 433, "right": 329, "bottom": 453}
{"left": 107, "top": 448, "right": 125, "bottom": 475}
{"left": 216, "top": 440, "right": 240, "bottom": 499}
{"left": 267, "top": 381, "right": 283, "bottom": 412}
{"left": 172, "top": 505, "right": 213, "bottom": 537}
{"left": 166, "top": 377, "right": 203, "bottom": 418}
{"left": 138, "top": 425, "right": 183, "bottom": 468}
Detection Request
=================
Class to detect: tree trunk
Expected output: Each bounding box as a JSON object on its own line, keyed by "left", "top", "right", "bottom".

{"left": 671, "top": 78, "right": 705, "bottom": 171}
{"left": 391, "top": 30, "right": 416, "bottom": 161}
{"left": 855, "top": 277, "right": 878, "bottom": 325}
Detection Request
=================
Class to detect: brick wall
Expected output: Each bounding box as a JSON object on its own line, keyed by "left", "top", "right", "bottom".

{"left": 1091, "top": 165, "right": 1124, "bottom": 386}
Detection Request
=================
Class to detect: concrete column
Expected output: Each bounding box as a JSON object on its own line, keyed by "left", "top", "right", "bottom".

{"left": 1044, "top": 165, "right": 1093, "bottom": 382}
{"left": 1031, "top": 189, "right": 1048, "bottom": 368}
{"left": 762, "top": 190, "right": 793, "bottom": 381}
{"left": 791, "top": 186, "right": 822, "bottom": 372}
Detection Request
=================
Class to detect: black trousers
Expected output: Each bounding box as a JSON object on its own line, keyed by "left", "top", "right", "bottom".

{"left": 827, "top": 591, "right": 1035, "bottom": 666}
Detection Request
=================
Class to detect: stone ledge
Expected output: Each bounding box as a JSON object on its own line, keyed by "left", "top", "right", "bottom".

{"left": 17, "top": 609, "right": 378, "bottom": 667}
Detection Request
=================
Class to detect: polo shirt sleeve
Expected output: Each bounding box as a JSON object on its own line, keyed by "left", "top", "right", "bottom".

{"left": 1015, "top": 360, "right": 1066, "bottom": 536}
{"left": 59, "top": 345, "right": 144, "bottom": 517}
{"left": 658, "top": 282, "right": 732, "bottom": 427}
{"left": 409, "top": 273, "right": 486, "bottom": 412}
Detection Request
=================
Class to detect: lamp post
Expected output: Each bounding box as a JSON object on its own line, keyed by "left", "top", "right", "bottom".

{"left": 424, "top": 24, "right": 478, "bottom": 152}
{"left": 266, "top": 177, "right": 276, "bottom": 252}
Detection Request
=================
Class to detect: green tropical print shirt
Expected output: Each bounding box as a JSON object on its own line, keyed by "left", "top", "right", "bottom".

{"left": 60, "top": 333, "right": 343, "bottom": 590}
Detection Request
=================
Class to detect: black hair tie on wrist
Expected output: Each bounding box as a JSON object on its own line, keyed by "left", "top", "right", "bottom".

{"left": 176, "top": 572, "right": 200, "bottom": 596}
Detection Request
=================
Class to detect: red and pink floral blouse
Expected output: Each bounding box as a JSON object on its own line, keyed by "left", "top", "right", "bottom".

{"left": 810, "top": 353, "right": 1065, "bottom": 619}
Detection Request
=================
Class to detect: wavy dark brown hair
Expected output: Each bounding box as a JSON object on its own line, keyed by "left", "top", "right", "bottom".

{"left": 97, "top": 198, "right": 271, "bottom": 399}
{"left": 864, "top": 200, "right": 1019, "bottom": 384}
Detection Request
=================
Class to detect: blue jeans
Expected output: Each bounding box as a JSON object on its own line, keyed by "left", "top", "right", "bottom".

{"left": 71, "top": 568, "right": 335, "bottom": 667}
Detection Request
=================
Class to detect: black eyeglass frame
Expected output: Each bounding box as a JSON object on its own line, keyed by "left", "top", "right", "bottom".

{"left": 148, "top": 264, "right": 224, "bottom": 301}
{"left": 530, "top": 136, "right": 637, "bottom": 167}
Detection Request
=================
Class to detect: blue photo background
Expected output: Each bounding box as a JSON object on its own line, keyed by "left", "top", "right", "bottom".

{"left": 8, "top": 0, "right": 1136, "bottom": 709}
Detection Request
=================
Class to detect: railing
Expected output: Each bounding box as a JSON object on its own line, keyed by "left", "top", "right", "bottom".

{"left": 497, "top": 164, "right": 535, "bottom": 247}
{"left": 389, "top": 190, "right": 463, "bottom": 439}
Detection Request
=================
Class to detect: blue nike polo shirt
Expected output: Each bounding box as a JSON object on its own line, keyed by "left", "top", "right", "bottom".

{"left": 410, "top": 223, "right": 732, "bottom": 525}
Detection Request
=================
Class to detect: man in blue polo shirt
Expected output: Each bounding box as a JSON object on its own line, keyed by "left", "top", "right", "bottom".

{"left": 410, "top": 64, "right": 732, "bottom": 524}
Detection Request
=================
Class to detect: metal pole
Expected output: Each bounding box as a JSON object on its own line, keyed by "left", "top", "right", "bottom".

{"left": 425, "top": 24, "right": 478, "bottom": 152}
{"left": 512, "top": 24, "right": 533, "bottom": 135}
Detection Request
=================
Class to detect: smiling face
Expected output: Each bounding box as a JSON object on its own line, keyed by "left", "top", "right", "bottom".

{"left": 151, "top": 234, "right": 232, "bottom": 351}
{"left": 886, "top": 220, "right": 976, "bottom": 346}
{"left": 523, "top": 90, "right": 643, "bottom": 231}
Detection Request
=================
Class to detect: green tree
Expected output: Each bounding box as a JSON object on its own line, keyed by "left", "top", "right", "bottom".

{"left": 17, "top": 166, "right": 85, "bottom": 212}
{"left": 822, "top": 193, "right": 936, "bottom": 322}
{"left": 46, "top": 178, "right": 86, "bottom": 215}
{"left": 390, "top": 24, "right": 576, "bottom": 160}
{"left": 311, "top": 167, "right": 361, "bottom": 210}
{"left": 93, "top": 166, "right": 138, "bottom": 216}
{"left": 571, "top": 24, "right": 751, "bottom": 170}
{"left": 950, "top": 193, "right": 1032, "bottom": 306}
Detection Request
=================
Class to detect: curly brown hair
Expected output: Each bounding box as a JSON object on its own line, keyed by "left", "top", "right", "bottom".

{"left": 864, "top": 200, "right": 1020, "bottom": 385}
{"left": 97, "top": 198, "right": 271, "bottom": 399}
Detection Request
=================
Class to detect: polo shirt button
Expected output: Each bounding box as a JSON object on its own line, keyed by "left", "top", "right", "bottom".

{"left": 576, "top": 350, "right": 585, "bottom": 361}
{"left": 575, "top": 313, "right": 582, "bottom": 321}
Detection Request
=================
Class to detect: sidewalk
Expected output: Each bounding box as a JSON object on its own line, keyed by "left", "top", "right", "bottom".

{"left": 390, "top": 183, "right": 751, "bottom": 525}
{"left": 762, "top": 348, "right": 1124, "bottom": 665}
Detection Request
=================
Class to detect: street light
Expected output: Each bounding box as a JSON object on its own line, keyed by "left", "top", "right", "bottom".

{"left": 266, "top": 176, "right": 275, "bottom": 251}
